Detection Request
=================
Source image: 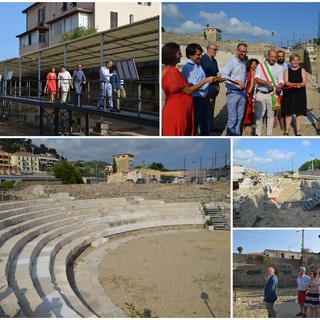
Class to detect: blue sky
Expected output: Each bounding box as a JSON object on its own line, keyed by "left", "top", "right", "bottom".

{"left": 162, "top": 2, "right": 319, "bottom": 46}
{"left": 0, "top": 2, "right": 32, "bottom": 60}
{"left": 233, "top": 138, "right": 318, "bottom": 172}
{"left": 30, "top": 138, "right": 230, "bottom": 170}
{"left": 233, "top": 229, "right": 320, "bottom": 254}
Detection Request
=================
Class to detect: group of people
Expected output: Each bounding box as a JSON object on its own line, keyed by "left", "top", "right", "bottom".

{"left": 263, "top": 266, "right": 320, "bottom": 318}
{"left": 44, "top": 61, "right": 126, "bottom": 111}
{"left": 162, "top": 41, "right": 308, "bottom": 136}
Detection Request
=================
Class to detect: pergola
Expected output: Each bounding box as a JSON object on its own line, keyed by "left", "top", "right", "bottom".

{"left": 0, "top": 15, "right": 159, "bottom": 81}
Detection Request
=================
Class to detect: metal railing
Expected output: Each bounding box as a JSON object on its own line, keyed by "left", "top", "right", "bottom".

{"left": 0, "top": 78, "right": 159, "bottom": 116}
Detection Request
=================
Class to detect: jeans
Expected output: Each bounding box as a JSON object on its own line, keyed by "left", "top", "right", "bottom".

{"left": 74, "top": 82, "right": 83, "bottom": 106}
{"left": 226, "top": 89, "right": 246, "bottom": 136}
{"left": 97, "top": 82, "right": 113, "bottom": 109}
{"left": 193, "top": 96, "right": 209, "bottom": 136}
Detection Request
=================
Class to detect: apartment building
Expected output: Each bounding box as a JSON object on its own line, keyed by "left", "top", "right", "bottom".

{"left": 37, "top": 153, "right": 59, "bottom": 171}
{"left": 11, "top": 151, "right": 40, "bottom": 174}
{"left": 0, "top": 150, "right": 15, "bottom": 175}
{"left": 17, "top": 2, "right": 159, "bottom": 55}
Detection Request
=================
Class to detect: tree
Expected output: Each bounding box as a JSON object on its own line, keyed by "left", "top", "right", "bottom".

{"left": 299, "top": 159, "right": 320, "bottom": 171}
{"left": 52, "top": 161, "right": 83, "bottom": 184}
{"left": 237, "top": 246, "right": 243, "bottom": 254}
{"left": 61, "top": 27, "right": 98, "bottom": 43}
{"left": 112, "top": 158, "right": 117, "bottom": 174}
{"left": 149, "top": 162, "right": 166, "bottom": 171}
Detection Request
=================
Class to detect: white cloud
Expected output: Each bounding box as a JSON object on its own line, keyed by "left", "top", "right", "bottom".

{"left": 301, "top": 140, "right": 311, "bottom": 146}
{"left": 266, "top": 149, "right": 295, "bottom": 161}
{"left": 198, "top": 10, "right": 272, "bottom": 39}
{"left": 173, "top": 20, "right": 204, "bottom": 34}
{"left": 162, "top": 4, "right": 184, "bottom": 22}
{"left": 233, "top": 149, "right": 273, "bottom": 168}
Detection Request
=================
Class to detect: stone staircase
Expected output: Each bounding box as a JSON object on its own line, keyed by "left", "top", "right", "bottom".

{"left": 0, "top": 195, "right": 204, "bottom": 317}
{"left": 206, "top": 207, "right": 230, "bottom": 231}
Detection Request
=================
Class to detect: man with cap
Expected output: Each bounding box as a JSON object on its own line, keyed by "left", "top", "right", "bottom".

{"left": 296, "top": 266, "right": 311, "bottom": 317}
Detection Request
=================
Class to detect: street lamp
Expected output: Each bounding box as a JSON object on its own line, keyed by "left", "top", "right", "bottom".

{"left": 310, "top": 154, "right": 315, "bottom": 171}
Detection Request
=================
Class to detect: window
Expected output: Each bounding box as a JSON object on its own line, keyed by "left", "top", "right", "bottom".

{"left": 138, "top": 2, "right": 151, "bottom": 6}
{"left": 52, "top": 20, "right": 63, "bottom": 37}
{"left": 79, "top": 13, "right": 89, "bottom": 29}
{"left": 38, "top": 6, "right": 45, "bottom": 23}
{"left": 110, "top": 11, "right": 118, "bottom": 29}
{"left": 39, "top": 31, "right": 47, "bottom": 43}
{"left": 129, "top": 14, "right": 134, "bottom": 24}
{"left": 65, "top": 15, "right": 78, "bottom": 32}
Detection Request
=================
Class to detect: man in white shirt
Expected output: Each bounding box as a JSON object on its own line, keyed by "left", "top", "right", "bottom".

{"left": 58, "top": 66, "right": 73, "bottom": 103}
{"left": 97, "top": 60, "right": 114, "bottom": 111}
{"left": 254, "top": 49, "right": 284, "bottom": 136}
{"left": 275, "top": 50, "right": 290, "bottom": 131}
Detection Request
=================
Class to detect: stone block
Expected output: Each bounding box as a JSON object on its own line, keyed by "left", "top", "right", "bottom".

{"left": 96, "top": 121, "right": 110, "bottom": 136}
{"left": 91, "top": 238, "right": 109, "bottom": 248}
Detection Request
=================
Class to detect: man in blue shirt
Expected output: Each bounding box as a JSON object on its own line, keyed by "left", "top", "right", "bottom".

{"left": 200, "top": 41, "right": 220, "bottom": 132}
{"left": 221, "top": 43, "right": 247, "bottom": 136}
{"left": 264, "top": 266, "right": 278, "bottom": 318}
{"left": 181, "top": 43, "right": 209, "bottom": 136}
{"left": 72, "top": 64, "right": 86, "bottom": 107}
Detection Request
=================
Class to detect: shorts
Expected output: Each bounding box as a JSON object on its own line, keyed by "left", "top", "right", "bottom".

{"left": 298, "top": 290, "right": 307, "bottom": 304}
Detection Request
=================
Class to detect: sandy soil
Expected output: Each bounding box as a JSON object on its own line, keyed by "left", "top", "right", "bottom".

{"left": 233, "top": 287, "right": 302, "bottom": 318}
{"left": 98, "top": 229, "right": 230, "bottom": 318}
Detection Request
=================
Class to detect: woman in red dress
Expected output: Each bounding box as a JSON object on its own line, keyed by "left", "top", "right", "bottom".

{"left": 242, "top": 58, "right": 259, "bottom": 133}
{"left": 162, "top": 43, "right": 216, "bottom": 136}
{"left": 45, "top": 67, "right": 57, "bottom": 103}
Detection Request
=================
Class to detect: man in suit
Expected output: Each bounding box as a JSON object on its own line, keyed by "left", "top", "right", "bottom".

{"left": 264, "top": 267, "right": 278, "bottom": 318}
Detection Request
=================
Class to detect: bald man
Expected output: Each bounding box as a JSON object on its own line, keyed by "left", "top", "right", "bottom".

{"left": 264, "top": 267, "right": 278, "bottom": 318}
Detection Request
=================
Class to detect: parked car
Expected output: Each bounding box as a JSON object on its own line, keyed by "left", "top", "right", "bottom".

{"left": 161, "top": 177, "right": 172, "bottom": 183}
{"left": 149, "top": 178, "right": 158, "bottom": 184}
{"left": 190, "top": 176, "right": 200, "bottom": 183}
{"left": 177, "top": 177, "right": 186, "bottom": 183}
{"left": 218, "top": 175, "right": 229, "bottom": 181}
{"left": 136, "top": 178, "right": 146, "bottom": 184}
{"left": 204, "top": 175, "right": 217, "bottom": 183}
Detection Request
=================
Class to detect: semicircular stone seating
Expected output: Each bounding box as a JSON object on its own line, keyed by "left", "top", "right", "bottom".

{"left": 0, "top": 193, "right": 204, "bottom": 318}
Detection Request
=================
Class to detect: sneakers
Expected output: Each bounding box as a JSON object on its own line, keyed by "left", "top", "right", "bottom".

{"left": 296, "top": 312, "right": 303, "bottom": 316}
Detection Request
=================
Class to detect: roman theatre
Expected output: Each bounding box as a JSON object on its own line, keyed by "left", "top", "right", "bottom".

{"left": 0, "top": 182, "right": 230, "bottom": 318}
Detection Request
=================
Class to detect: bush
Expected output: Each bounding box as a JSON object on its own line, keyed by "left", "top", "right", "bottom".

{"left": 0, "top": 180, "right": 15, "bottom": 189}
{"left": 53, "top": 161, "right": 84, "bottom": 184}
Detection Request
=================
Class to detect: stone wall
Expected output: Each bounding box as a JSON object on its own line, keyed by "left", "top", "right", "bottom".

{"left": 6, "top": 181, "right": 230, "bottom": 203}
{"left": 234, "top": 254, "right": 320, "bottom": 287}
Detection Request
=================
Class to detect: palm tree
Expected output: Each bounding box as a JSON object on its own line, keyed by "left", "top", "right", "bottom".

{"left": 237, "top": 246, "right": 243, "bottom": 254}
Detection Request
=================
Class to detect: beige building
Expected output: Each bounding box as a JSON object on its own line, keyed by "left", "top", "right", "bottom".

{"left": 11, "top": 151, "right": 40, "bottom": 174}
{"left": 264, "top": 249, "right": 301, "bottom": 260}
{"left": 204, "top": 27, "right": 222, "bottom": 42}
{"left": 17, "top": 2, "right": 159, "bottom": 55}
{"left": 113, "top": 154, "right": 135, "bottom": 172}
{"left": 0, "top": 150, "right": 15, "bottom": 175}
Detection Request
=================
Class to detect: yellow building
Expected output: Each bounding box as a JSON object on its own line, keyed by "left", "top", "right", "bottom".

{"left": 11, "top": 151, "right": 40, "bottom": 174}
{"left": 0, "top": 150, "right": 15, "bottom": 175}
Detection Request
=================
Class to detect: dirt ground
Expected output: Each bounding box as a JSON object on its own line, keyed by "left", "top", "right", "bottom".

{"left": 233, "top": 287, "right": 302, "bottom": 318}
{"left": 212, "top": 82, "right": 320, "bottom": 136}
{"left": 98, "top": 229, "right": 230, "bottom": 318}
